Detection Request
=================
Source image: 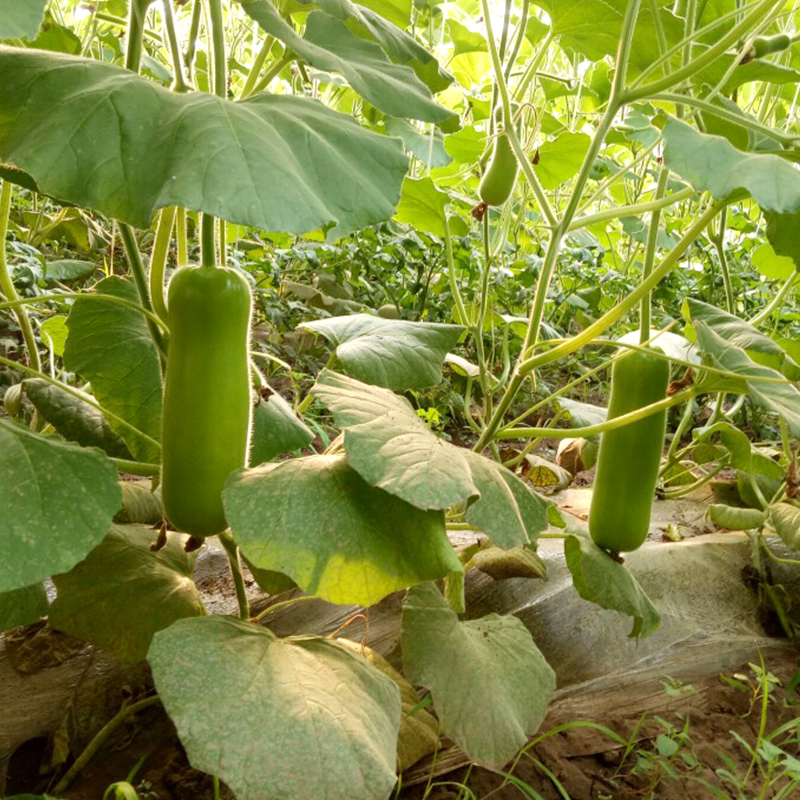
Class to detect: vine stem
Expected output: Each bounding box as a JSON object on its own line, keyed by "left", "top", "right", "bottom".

{"left": 176, "top": 206, "right": 189, "bottom": 264}
{"left": 184, "top": 0, "right": 202, "bottom": 82}
{"left": 520, "top": 0, "right": 642, "bottom": 360}
{"left": 473, "top": 0, "right": 644, "bottom": 452}
{"left": 497, "top": 387, "right": 697, "bottom": 440}
{"left": 0, "top": 180, "right": 41, "bottom": 375}
{"left": 749, "top": 272, "right": 798, "bottom": 326}
{"left": 622, "top": 0, "right": 782, "bottom": 103}
{"left": 651, "top": 92, "right": 800, "bottom": 147}
{"left": 640, "top": 168, "right": 670, "bottom": 341}
{"left": 124, "top": 0, "right": 151, "bottom": 73}
{"left": 0, "top": 292, "right": 168, "bottom": 331}
{"left": 161, "top": 0, "right": 191, "bottom": 92}
{"left": 474, "top": 200, "right": 725, "bottom": 451}
{"left": 252, "top": 593, "right": 319, "bottom": 624}
{"left": 475, "top": 215, "right": 494, "bottom": 419}
{"left": 111, "top": 458, "right": 161, "bottom": 476}
{"left": 480, "top": 0, "right": 556, "bottom": 227}
{"left": 198, "top": 0, "right": 228, "bottom": 268}
{"left": 119, "top": 223, "right": 167, "bottom": 364}
{"left": 709, "top": 206, "right": 734, "bottom": 313}
{"left": 219, "top": 531, "right": 250, "bottom": 620}
{"left": 52, "top": 695, "right": 162, "bottom": 794}
{"left": 250, "top": 54, "right": 294, "bottom": 96}
{"left": 568, "top": 187, "right": 695, "bottom": 232}
{"left": 241, "top": 34, "right": 275, "bottom": 98}
{"left": 443, "top": 215, "right": 469, "bottom": 326}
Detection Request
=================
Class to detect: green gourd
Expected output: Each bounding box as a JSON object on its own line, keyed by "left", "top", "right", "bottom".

{"left": 752, "top": 33, "right": 791, "bottom": 58}
{"left": 589, "top": 349, "right": 669, "bottom": 553}
{"left": 161, "top": 266, "right": 252, "bottom": 537}
{"left": 479, "top": 116, "right": 519, "bottom": 207}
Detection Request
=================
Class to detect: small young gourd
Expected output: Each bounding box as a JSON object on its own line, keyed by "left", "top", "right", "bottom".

{"left": 478, "top": 111, "right": 519, "bottom": 207}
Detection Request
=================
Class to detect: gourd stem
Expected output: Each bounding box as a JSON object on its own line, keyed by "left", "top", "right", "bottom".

{"left": 150, "top": 206, "right": 176, "bottom": 324}
{"left": 199, "top": 0, "right": 228, "bottom": 265}
{"left": 219, "top": 531, "right": 250, "bottom": 620}
{"left": 53, "top": 696, "right": 162, "bottom": 794}
{"left": 201, "top": 214, "right": 217, "bottom": 267}
{"left": 176, "top": 206, "right": 189, "bottom": 264}
{"left": 0, "top": 180, "right": 41, "bottom": 375}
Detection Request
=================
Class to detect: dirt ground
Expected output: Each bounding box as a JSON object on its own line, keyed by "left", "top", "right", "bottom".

{"left": 400, "top": 651, "right": 800, "bottom": 800}
{"left": 5, "top": 651, "right": 797, "bottom": 800}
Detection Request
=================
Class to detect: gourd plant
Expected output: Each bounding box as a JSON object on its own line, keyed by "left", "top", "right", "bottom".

{"left": 2, "top": 1, "right": 800, "bottom": 799}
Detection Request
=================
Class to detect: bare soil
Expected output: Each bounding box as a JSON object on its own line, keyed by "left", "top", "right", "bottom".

{"left": 6, "top": 652, "right": 798, "bottom": 800}
{"left": 400, "top": 651, "right": 800, "bottom": 800}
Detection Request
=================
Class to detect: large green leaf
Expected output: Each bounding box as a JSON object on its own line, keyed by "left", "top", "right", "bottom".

{"left": 385, "top": 119, "right": 451, "bottom": 168}
{"left": 356, "top": 0, "right": 411, "bottom": 28}
{"left": 241, "top": 3, "right": 450, "bottom": 122}
{"left": 0, "top": 419, "right": 121, "bottom": 593}
{"left": 694, "top": 322, "right": 800, "bottom": 434}
{"left": 564, "top": 531, "right": 661, "bottom": 638}
{"left": 0, "top": 46, "right": 408, "bottom": 235}
{"left": 394, "top": 176, "right": 449, "bottom": 236}
{"left": 300, "top": 0, "right": 452, "bottom": 93}
{"left": 0, "top": 0, "right": 47, "bottom": 38}
{"left": 337, "top": 638, "right": 439, "bottom": 771}
{"left": 63, "top": 276, "right": 162, "bottom": 463}
{"left": 50, "top": 525, "right": 204, "bottom": 662}
{"left": 708, "top": 504, "right": 766, "bottom": 531}
{"left": 249, "top": 388, "right": 314, "bottom": 466}
{"left": 535, "top": 131, "right": 591, "bottom": 190}
{"left": 313, "top": 371, "right": 549, "bottom": 547}
{"left": 695, "top": 55, "right": 800, "bottom": 94}
{"left": 224, "top": 454, "right": 461, "bottom": 606}
{"left": 764, "top": 208, "right": 800, "bottom": 270}
{"left": 301, "top": 314, "right": 464, "bottom": 390}
{"left": 24, "top": 378, "right": 134, "bottom": 460}
{"left": 0, "top": 583, "right": 48, "bottom": 633}
{"left": 663, "top": 117, "right": 800, "bottom": 213}
{"left": 766, "top": 503, "right": 800, "bottom": 551}
{"left": 149, "top": 616, "right": 400, "bottom": 800}
{"left": 694, "top": 421, "right": 784, "bottom": 481}
{"left": 402, "top": 582, "right": 556, "bottom": 768}
{"left": 533, "top": 0, "right": 683, "bottom": 72}
{"left": 684, "top": 298, "right": 800, "bottom": 380}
